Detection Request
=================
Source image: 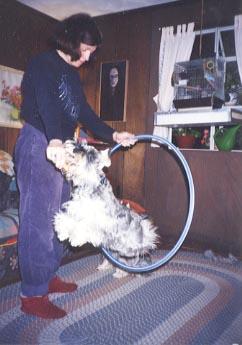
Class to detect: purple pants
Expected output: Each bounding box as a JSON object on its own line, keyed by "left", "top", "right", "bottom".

{"left": 14, "top": 124, "right": 70, "bottom": 296}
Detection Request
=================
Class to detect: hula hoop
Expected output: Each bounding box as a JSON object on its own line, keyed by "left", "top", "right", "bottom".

{"left": 101, "top": 134, "right": 195, "bottom": 273}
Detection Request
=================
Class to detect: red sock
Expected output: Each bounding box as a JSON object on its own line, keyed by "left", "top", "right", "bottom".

{"left": 21, "top": 295, "right": 67, "bottom": 319}
{"left": 48, "top": 276, "right": 78, "bottom": 293}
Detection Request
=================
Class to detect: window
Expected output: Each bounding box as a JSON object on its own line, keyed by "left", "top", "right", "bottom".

{"left": 155, "top": 24, "right": 242, "bottom": 150}
{"left": 192, "top": 26, "right": 242, "bottom": 105}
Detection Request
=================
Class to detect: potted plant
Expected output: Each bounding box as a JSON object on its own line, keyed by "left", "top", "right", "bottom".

{"left": 173, "top": 127, "right": 201, "bottom": 149}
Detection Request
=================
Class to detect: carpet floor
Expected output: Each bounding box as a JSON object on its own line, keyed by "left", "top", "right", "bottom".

{"left": 0, "top": 250, "right": 242, "bottom": 345}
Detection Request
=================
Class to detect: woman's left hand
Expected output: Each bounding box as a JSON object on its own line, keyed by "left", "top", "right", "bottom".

{"left": 46, "top": 139, "right": 66, "bottom": 169}
{"left": 113, "top": 131, "right": 137, "bottom": 147}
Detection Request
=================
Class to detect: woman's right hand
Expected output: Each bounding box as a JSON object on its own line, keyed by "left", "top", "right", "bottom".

{"left": 112, "top": 131, "right": 137, "bottom": 147}
{"left": 46, "top": 139, "right": 66, "bottom": 169}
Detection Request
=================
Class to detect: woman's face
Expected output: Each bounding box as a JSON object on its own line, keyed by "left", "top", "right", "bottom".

{"left": 109, "top": 67, "right": 119, "bottom": 88}
{"left": 69, "top": 43, "right": 97, "bottom": 68}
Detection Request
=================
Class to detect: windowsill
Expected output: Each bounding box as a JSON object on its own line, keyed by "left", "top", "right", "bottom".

{"left": 154, "top": 106, "right": 242, "bottom": 127}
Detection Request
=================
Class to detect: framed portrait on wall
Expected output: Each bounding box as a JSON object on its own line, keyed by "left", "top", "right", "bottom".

{"left": 0, "top": 65, "right": 23, "bottom": 128}
{"left": 99, "top": 60, "right": 128, "bottom": 121}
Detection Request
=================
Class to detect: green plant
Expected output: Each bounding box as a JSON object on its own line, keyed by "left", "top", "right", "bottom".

{"left": 225, "top": 63, "right": 241, "bottom": 92}
{"left": 173, "top": 127, "right": 201, "bottom": 138}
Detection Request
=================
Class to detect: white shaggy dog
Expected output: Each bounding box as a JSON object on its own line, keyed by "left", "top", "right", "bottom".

{"left": 54, "top": 140, "right": 158, "bottom": 277}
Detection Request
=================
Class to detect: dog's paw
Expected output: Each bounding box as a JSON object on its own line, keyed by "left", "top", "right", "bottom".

{"left": 113, "top": 268, "right": 129, "bottom": 279}
{"left": 97, "top": 258, "right": 113, "bottom": 271}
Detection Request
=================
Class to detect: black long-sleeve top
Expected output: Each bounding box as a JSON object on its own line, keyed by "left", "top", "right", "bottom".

{"left": 20, "top": 50, "right": 115, "bottom": 142}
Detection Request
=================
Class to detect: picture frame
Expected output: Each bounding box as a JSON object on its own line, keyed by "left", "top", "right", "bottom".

{"left": 99, "top": 60, "right": 128, "bottom": 121}
{"left": 0, "top": 64, "right": 24, "bottom": 128}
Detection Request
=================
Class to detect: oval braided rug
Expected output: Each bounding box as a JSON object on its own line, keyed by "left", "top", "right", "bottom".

{"left": 0, "top": 250, "right": 242, "bottom": 345}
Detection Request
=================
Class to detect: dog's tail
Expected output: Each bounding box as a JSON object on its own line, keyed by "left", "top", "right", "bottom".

{"left": 141, "top": 218, "right": 159, "bottom": 252}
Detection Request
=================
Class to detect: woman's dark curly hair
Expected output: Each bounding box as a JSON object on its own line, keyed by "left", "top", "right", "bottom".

{"left": 51, "top": 13, "right": 102, "bottom": 61}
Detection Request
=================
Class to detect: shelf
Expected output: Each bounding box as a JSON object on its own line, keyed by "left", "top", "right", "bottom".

{"left": 154, "top": 106, "right": 242, "bottom": 127}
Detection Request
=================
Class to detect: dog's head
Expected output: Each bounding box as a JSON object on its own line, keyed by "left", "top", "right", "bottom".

{"left": 63, "top": 140, "right": 111, "bottom": 186}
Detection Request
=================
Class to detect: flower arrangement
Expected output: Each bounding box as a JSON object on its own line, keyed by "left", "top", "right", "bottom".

{"left": 1, "top": 80, "right": 22, "bottom": 120}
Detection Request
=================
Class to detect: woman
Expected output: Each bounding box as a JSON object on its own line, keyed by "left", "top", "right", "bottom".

{"left": 14, "top": 13, "right": 136, "bottom": 319}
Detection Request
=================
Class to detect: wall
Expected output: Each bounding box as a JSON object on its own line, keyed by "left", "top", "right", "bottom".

{"left": 144, "top": 0, "right": 242, "bottom": 256}
{"left": 80, "top": 10, "right": 153, "bottom": 201}
{"left": 1, "top": 0, "right": 242, "bottom": 256}
{"left": 0, "top": 0, "right": 58, "bottom": 153}
{"left": 93, "top": 0, "right": 242, "bottom": 256}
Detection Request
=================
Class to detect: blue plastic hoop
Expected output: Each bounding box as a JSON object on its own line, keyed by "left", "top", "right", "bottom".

{"left": 101, "top": 134, "right": 195, "bottom": 273}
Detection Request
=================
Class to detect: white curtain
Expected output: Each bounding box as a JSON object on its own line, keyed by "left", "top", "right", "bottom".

{"left": 153, "top": 22, "right": 195, "bottom": 141}
{"left": 234, "top": 15, "right": 242, "bottom": 84}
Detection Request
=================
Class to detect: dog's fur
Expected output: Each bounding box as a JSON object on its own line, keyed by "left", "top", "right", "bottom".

{"left": 54, "top": 140, "right": 158, "bottom": 277}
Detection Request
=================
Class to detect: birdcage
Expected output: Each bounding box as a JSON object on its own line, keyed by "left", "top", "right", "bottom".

{"left": 173, "top": 57, "right": 225, "bottom": 110}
